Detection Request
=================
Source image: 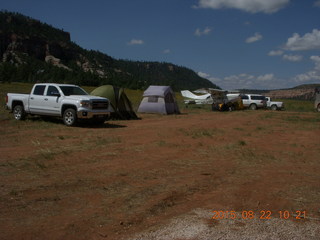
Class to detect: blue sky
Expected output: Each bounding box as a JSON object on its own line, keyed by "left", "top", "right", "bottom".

{"left": 2, "top": 0, "right": 320, "bottom": 89}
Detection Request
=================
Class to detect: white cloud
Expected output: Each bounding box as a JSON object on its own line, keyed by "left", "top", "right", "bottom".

{"left": 310, "top": 55, "right": 320, "bottom": 70}
{"left": 163, "top": 49, "right": 171, "bottom": 54}
{"left": 198, "top": 66, "right": 320, "bottom": 90}
{"left": 199, "top": 56, "right": 320, "bottom": 89}
{"left": 293, "top": 55, "right": 320, "bottom": 83}
{"left": 194, "top": 0, "right": 290, "bottom": 13}
{"left": 198, "top": 71, "right": 211, "bottom": 78}
{"left": 294, "top": 71, "right": 320, "bottom": 83}
{"left": 314, "top": 0, "right": 320, "bottom": 7}
{"left": 282, "top": 54, "right": 303, "bottom": 62}
{"left": 257, "top": 74, "right": 275, "bottom": 81}
{"left": 220, "top": 73, "right": 256, "bottom": 88}
{"left": 284, "top": 29, "right": 320, "bottom": 51}
{"left": 226, "top": 57, "right": 320, "bottom": 87}
{"left": 207, "top": 72, "right": 286, "bottom": 90}
{"left": 127, "top": 39, "right": 144, "bottom": 45}
{"left": 195, "top": 27, "right": 212, "bottom": 36}
{"left": 245, "top": 32, "right": 263, "bottom": 43}
{"left": 268, "top": 50, "right": 284, "bottom": 56}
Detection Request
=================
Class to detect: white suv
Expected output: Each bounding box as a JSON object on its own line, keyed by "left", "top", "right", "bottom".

{"left": 241, "top": 94, "right": 267, "bottom": 110}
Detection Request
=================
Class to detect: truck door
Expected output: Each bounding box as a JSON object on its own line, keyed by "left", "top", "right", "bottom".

{"left": 29, "top": 85, "right": 47, "bottom": 114}
{"left": 42, "top": 85, "right": 62, "bottom": 116}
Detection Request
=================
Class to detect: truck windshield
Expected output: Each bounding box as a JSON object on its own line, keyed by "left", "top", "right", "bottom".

{"left": 60, "top": 86, "right": 88, "bottom": 96}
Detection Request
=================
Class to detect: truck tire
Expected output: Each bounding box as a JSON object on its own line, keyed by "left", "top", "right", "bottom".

{"left": 271, "top": 105, "right": 278, "bottom": 111}
{"left": 13, "top": 105, "right": 26, "bottom": 120}
{"left": 249, "top": 104, "right": 257, "bottom": 110}
{"left": 63, "top": 108, "right": 77, "bottom": 126}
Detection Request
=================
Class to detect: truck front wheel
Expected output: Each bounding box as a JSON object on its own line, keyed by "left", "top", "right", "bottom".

{"left": 63, "top": 108, "right": 77, "bottom": 126}
{"left": 13, "top": 105, "right": 26, "bottom": 120}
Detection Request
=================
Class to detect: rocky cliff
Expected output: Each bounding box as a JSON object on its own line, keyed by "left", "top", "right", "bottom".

{"left": 0, "top": 11, "right": 217, "bottom": 90}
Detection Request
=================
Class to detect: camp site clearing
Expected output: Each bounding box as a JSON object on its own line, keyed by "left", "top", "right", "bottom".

{"left": 0, "top": 108, "right": 320, "bottom": 239}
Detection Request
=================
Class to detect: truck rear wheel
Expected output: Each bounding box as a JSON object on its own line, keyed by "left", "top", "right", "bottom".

{"left": 63, "top": 108, "right": 77, "bottom": 126}
{"left": 249, "top": 104, "right": 257, "bottom": 110}
{"left": 13, "top": 105, "right": 26, "bottom": 120}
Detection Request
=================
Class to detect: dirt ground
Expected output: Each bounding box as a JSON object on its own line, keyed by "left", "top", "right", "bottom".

{"left": 0, "top": 109, "right": 320, "bottom": 240}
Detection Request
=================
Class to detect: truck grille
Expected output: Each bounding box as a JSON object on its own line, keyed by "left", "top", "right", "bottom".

{"left": 92, "top": 101, "right": 109, "bottom": 110}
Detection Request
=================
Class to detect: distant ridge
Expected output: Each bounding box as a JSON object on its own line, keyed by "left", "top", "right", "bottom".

{"left": 237, "top": 84, "right": 320, "bottom": 100}
{"left": 0, "top": 11, "right": 218, "bottom": 90}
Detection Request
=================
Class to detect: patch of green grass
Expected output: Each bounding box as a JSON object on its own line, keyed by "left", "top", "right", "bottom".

{"left": 283, "top": 115, "right": 320, "bottom": 123}
{"left": 278, "top": 99, "right": 314, "bottom": 112}
{"left": 234, "top": 127, "right": 244, "bottom": 131}
{"left": 255, "top": 126, "right": 264, "bottom": 131}
{"left": 259, "top": 112, "right": 275, "bottom": 119}
{"left": 58, "top": 135, "right": 65, "bottom": 140}
{"left": 95, "top": 136, "right": 121, "bottom": 146}
{"left": 222, "top": 139, "right": 247, "bottom": 151}
{"left": 37, "top": 148, "right": 56, "bottom": 160}
{"left": 127, "top": 145, "right": 145, "bottom": 152}
{"left": 34, "top": 159, "right": 47, "bottom": 169}
{"left": 9, "top": 189, "right": 19, "bottom": 196}
{"left": 170, "top": 158, "right": 201, "bottom": 168}
{"left": 31, "top": 139, "right": 41, "bottom": 146}
{"left": 192, "top": 129, "right": 214, "bottom": 138}
{"left": 156, "top": 140, "right": 167, "bottom": 147}
{"left": 284, "top": 115, "right": 303, "bottom": 122}
{"left": 179, "top": 127, "right": 223, "bottom": 139}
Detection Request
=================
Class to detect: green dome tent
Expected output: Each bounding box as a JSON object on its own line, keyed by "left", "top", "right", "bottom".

{"left": 91, "top": 85, "right": 138, "bottom": 120}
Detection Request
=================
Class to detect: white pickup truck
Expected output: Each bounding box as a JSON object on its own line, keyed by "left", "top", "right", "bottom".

{"left": 265, "top": 97, "right": 284, "bottom": 111}
{"left": 5, "top": 83, "right": 112, "bottom": 126}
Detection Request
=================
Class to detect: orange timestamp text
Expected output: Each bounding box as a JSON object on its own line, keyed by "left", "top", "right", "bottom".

{"left": 211, "top": 210, "right": 306, "bottom": 220}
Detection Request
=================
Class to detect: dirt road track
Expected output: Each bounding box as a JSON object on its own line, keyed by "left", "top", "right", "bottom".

{"left": 0, "top": 110, "right": 319, "bottom": 239}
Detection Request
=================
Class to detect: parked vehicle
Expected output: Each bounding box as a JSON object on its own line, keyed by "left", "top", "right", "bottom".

{"left": 212, "top": 93, "right": 244, "bottom": 111}
{"left": 315, "top": 88, "right": 320, "bottom": 112}
{"left": 265, "top": 97, "right": 284, "bottom": 111}
{"left": 5, "top": 83, "right": 112, "bottom": 126}
{"left": 240, "top": 94, "right": 267, "bottom": 110}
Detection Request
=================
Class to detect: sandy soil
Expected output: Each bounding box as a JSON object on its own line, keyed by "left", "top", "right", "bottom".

{"left": 0, "top": 109, "right": 319, "bottom": 239}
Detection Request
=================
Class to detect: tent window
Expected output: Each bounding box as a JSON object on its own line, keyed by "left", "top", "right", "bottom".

{"left": 165, "top": 93, "right": 174, "bottom": 103}
{"left": 148, "top": 96, "right": 158, "bottom": 102}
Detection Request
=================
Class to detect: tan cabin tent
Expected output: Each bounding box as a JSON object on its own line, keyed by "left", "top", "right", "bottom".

{"left": 137, "top": 85, "right": 180, "bottom": 114}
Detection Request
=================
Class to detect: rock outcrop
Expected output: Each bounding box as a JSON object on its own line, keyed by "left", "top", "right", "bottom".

{"left": 267, "top": 87, "right": 318, "bottom": 100}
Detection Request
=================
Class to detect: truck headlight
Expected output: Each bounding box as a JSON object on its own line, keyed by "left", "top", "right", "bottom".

{"left": 80, "top": 100, "right": 91, "bottom": 108}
